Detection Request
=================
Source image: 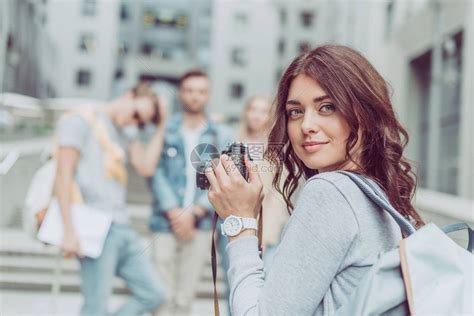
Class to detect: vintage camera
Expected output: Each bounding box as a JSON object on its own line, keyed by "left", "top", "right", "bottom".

{"left": 196, "top": 142, "right": 251, "bottom": 190}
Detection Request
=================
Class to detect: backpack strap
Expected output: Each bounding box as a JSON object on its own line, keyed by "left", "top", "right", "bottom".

{"left": 442, "top": 222, "right": 474, "bottom": 253}
{"left": 335, "top": 171, "right": 417, "bottom": 236}
{"left": 336, "top": 171, "right": 474, "bottom": 252}
{"left": 71, "top": 109, "right": 128, "bottom": 186}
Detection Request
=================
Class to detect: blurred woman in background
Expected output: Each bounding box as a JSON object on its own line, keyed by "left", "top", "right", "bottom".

{"left": 237, "top": 95, "right": 272, "bottom": 146}
{"left": 237, "top": 95, "right": 290, "bottom": 271}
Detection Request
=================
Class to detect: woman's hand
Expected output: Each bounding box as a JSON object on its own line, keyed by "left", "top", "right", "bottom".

{"left": 205, "top": 154, "right": 264, "bottom": 220}
{"left": 61, "top": 230, "right": 83, "bottom": 258}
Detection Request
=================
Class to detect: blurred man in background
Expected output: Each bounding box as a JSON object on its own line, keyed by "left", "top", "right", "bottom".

{"left": 149, "top": 69, "right": 233, "bottom": 316}
{"left": 55, "top": 82, "right": 167, "bottom": 316}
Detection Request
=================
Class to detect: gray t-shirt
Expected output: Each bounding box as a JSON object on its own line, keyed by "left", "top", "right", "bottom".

{"left": 56, "top": 111, "right": 132, "bottom": 224}
{"left": 226, "top": 171, "right": 402, "bottom": 315}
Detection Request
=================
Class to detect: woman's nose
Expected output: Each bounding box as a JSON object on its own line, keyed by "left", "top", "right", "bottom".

{"left": 300, "top": 111, "right": 320, "bottom": 135}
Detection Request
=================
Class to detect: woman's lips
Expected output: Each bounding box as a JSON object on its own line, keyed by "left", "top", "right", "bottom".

{"left": 302, "top": 141, "right": 329, "bottom": 153}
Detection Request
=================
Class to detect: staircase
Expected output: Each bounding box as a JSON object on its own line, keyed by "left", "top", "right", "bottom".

{"left": 0, "top": 204, "right": 228, "bottom": 299}
{"left": 0, "top": 152, "right": 228, "bottom": 300}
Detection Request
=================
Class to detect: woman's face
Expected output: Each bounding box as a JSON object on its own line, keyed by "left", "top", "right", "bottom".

{"left": 246, "top": 97, "right": 271, "bottom": 134}
{"left": 286, "top": 74, "right": 357, "bottom": 173}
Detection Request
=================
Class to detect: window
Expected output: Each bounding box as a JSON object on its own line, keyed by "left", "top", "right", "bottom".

{"left": 76, "top": 69, "right": 92, "bottom": 86}
{"left": 197, "top": 46, "right": 210, "bottom": 65}
{"left": 28, "top": 2, "right": 35, "bottom": 16}
{"left": 141, "top": 42, "right": 154, "bottom": 56}
{"left": 201, "top": 7, "right": 212, "bottom": 19}
{"left": 117, "top": 41, "right": 129, "bottom": 55}
{"left": 120, "top": 3, "right": 129, "bottom": 21}
{"left": 300, "top": 11, "right": 314, "bottom": 28}
{"left": 162, "top": 49, "right": 172, "bottom": 60}
{"left": 437, "top": 33, "right": 463, "bottom": 194}
{"left": 234, "top": 12, "right": 248, "bottom": 29}
{"left": 276, "top": 68, "right": 283, "bottom": 84}
{"left": 230, "top": 82, "right": 244, "bottom": 99}
{"left": 278, "top": 38, "right": 286, "bottom": 56}
{"left": 279, "top": 9, "right": 287, "bottom": 26}
{"left": 114, "top": 69, "right": 124, "bottom": 80}
{"left": 298, "top": 41, "right": 311, "bottom": 54}
{"left": 41, "top": 12, "right": 47, "bottom": 25}
{"left": 410, "top": 32, "right": 463, "bottom": 194}
{"left": 385, "top": 0, "right": 395, "bottom": 38}
{"left": 46, "top": 83, "right": 56, "bottom": 98}
{"left": 410, "top": 51, "right": 431, "bottom": 188}
{"left": 143, "top": 10, "right": 155, "bottom": 27}
{"left": 78, "top": 33, "right": 96, "bottom": 53}
{"left": 146, "top": 9, "right": 188, "bottom": 28}
{"left": 175, "top": 15, "right": 188, "bottom": 29}
{"left": 7, "top": 34, "right": 13, "bottom": 52}
{"left": 82, "top": 0, "right": 97, "bottom": 17}
{"left": 231, "top": 48, "right": 246, "bottom": 67}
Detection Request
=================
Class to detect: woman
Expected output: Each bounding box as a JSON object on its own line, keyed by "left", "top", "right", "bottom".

{"left": 204, "top": 45, "right": 424, "bottom": 315}
{"left": 237, "top": 95, "right": 272, "bottom": 145}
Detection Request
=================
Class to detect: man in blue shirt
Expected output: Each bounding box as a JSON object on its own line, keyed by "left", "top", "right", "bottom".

{"left": 149, "top": 69, "right": 233, "bottom": 316}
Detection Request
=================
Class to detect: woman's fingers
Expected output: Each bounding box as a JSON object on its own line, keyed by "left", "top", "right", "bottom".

{"left": 211, "top": 157, "right": 231, "bottom": 186}
{"left": 204, "top": 163, "right": 220, "bottom": 191}
{"left": 204, "top": 155, "right": 264, "bottom": 220}
{"left": 220, "top": 154, "right": 241, "bottom": 179}
{"left": 245, "top": 156, "right": 262, "bottom": 186}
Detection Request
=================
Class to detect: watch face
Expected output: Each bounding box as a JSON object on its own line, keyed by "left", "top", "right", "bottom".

{"left": 223, "top": 216, "right": 243, "bottom": 237}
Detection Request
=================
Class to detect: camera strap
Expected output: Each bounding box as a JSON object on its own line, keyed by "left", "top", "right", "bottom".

{"left": 211, "top": 206, "right": 263, "bottom": 316}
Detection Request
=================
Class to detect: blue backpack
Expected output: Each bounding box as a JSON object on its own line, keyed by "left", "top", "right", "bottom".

{"left": 336, "top": 171, "right": 473, "bottom": 315}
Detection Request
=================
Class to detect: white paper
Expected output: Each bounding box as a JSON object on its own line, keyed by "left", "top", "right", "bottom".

{"left": 37, "top": 200, "right": 112, "bottom": 258}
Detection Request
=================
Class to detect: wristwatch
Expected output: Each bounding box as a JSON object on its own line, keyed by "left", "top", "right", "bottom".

{"left": 221, "top": 215, "right": 258, "bottom": 237}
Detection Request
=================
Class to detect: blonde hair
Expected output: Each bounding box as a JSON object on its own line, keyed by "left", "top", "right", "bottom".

{"left": 237, "top": 95, "right": 273, "bottom": 143}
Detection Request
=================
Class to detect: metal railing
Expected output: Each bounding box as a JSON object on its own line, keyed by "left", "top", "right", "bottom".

{"left": 0, "top": 149, "right": 19, "bottom": 175}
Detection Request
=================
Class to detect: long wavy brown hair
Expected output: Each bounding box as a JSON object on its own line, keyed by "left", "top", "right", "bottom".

{"left": 267, "top": 45, "right": 424, "bottom": 228}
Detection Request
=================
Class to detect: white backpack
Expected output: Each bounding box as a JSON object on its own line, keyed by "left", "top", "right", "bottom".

{"left": 335, "top": 171, "right": 473, "bottom": 315}
{"left": 24, "top": 160, "right": 59, "bottom": 237}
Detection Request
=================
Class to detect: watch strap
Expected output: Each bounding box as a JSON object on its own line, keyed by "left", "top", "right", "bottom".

{"left": 221, "top": 216, "right": 258, "bottom": 237}
{"left": 241, "top": 217, "right": 258, "bottom": 231}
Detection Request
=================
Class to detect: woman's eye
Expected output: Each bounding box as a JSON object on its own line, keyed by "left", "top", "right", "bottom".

{"left": 286, "top": 109, "right": 303, "bottom": 119}
{"left": 319, "top": 104, "right": 335, "bottom": 113}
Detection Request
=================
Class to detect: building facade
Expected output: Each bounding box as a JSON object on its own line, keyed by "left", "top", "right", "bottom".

{"left": 209, "top": 0, "right": 279, "bottom": 118}
{"left": 262, "top": 0, "right": 473, "bottom": 226}
{"left": 0, "top": 0, "right": 56, "bottom": 98}
{"left": 381, "top": 0, "right": 472, "bottom": 201}
{"left": 114, "top": 0, "right": 213, "bottom": 110}
{"left": 44, "top": 0, "right": 120, "bottom": 100}
{"left": 1, "top": 0, "right": 472, "bottom": 213}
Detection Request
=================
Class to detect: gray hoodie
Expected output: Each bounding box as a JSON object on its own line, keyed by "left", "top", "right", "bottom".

{"left": 226, "top": 171, "right": 402, "bottom": 315}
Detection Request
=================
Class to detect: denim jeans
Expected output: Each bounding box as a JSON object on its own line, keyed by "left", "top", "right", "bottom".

{"left": 78, "top": 224, "right": 165, "bottom": 316}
